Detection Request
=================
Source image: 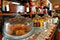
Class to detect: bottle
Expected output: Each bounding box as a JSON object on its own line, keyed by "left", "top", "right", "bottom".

{"left": 39, "top": 6, "right": 44, "bottom": 17}
{"left": 45, "top": 8, "right": 50, "bottom": 17}
{"left": 2, "top": 1, "right": 9, "bottom": 13}
{"left": 25, "top": 0, "right": 31, "bottom": 13}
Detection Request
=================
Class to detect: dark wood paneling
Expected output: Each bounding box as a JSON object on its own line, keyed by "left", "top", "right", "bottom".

{"left": 0, "top": 34, "right": 3, "bottom": 40}
{"left": 0, "top": 0, "right": 2, "bottom": 12}
{"left": 0, "top": 0, "right": 1, "bottom": 5}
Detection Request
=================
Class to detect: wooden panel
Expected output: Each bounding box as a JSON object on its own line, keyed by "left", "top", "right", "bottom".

{"left": 9, "top": 4, "right": 18, "bottom": 13}
{"left": 0, "top": 13, "right": 16, "bottom": 16}
{"left": 0, "top": 34, "right": 3, "bottom": 40}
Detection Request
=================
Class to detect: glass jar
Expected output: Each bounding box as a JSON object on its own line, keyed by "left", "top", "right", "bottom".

{"left": 32, "top": 16, "right": 41, "bottom": 27}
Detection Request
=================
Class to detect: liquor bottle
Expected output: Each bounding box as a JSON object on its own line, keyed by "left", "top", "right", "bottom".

{"left": 2, "top": 1, "right": 9, "bottom": 13}
{"left": 39, "top": 6, "right": 44, "bottom": 17}
{"left": 25, "top": 0, "right": 31, "bottom": 13}
{"left": 45, "top": 9, "right": 49, "bottom": 16}
{"left": 42, "top": 0, "right": 52, "bottom": 10}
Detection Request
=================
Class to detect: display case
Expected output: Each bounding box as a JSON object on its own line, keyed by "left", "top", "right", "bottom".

{"left": 3, "top": 16, "right": 34, "bottom": 40}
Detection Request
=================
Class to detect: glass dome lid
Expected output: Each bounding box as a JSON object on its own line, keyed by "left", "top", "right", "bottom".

{"left": 3, "top": 16, "right": 34, "bottom": 39}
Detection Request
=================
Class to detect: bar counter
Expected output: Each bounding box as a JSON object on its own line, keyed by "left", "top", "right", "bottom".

{"left": 0, "top": 13, "right": 59, "bottom": 40}
{"left": 0, "top": 24, "right": 58, "bottom": 40}
{"left": 25, "top": 24, "right": 58, "bottom": 40}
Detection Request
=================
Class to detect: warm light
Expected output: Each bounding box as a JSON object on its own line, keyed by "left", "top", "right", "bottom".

{"left": 54, "top": 5, "right": 59, "bottom": 8}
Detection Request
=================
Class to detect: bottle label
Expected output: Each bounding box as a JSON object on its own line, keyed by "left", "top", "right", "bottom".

{"left": 26, "top": 7, "right": 29, "bottom": 12}
{"left": 6, "top": 4, "right": 9, "bottom": 11}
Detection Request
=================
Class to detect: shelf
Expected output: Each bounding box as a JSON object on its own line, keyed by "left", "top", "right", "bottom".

{"left": 0, "top": 13, "right": 16, "bottom": 16}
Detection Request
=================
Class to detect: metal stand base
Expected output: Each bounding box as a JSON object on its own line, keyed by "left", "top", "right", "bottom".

{"left": 2, "top": 37, "right": 26, "bottom": 40}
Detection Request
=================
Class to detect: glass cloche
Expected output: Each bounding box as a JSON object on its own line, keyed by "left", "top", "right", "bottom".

{"left": 3, "top": 16, "right": 34, "bottom": 40}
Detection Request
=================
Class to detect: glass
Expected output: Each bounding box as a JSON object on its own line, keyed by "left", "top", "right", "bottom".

{"left": 39, "top": 19, "right": 44, "bottom": 28}
{"left": 3, "top": 16, "right": 34, "bottom": 39}
{"left": 5, "top": 23, "right": 32, "bottom": 36}
{"left": 32, "top": 14, "right": 41, "bottom": 27}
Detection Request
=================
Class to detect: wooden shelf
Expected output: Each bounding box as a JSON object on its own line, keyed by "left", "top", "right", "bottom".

{"left": 0, "top": 13, "right": 16, "bottom": 16}
{"left": 0, "top": 13, "right": 45, "bottom": 16}
{"left": 0, "top": 13, "right": 30, "bottom": 16}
